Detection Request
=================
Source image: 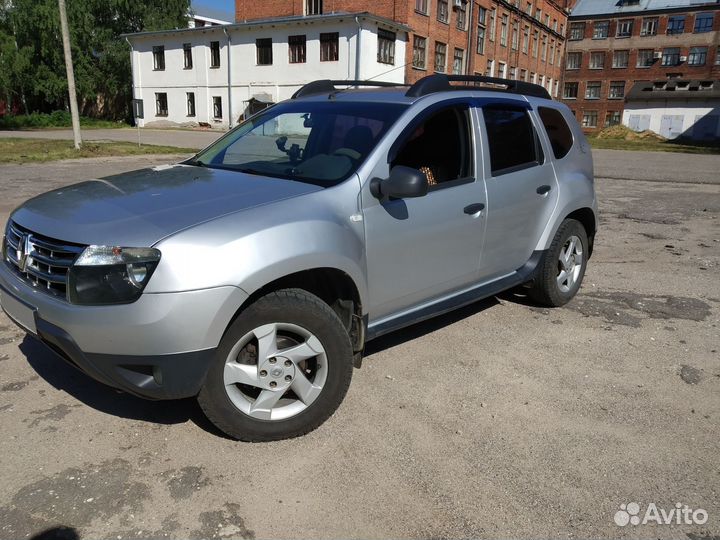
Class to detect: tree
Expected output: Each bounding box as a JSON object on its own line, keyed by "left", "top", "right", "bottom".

{"left": 0, "top": 0, "right": 189, "bottom": 119}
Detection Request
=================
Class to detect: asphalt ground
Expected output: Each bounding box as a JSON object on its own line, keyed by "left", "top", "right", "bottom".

{"left": 0, "top": 148, "right": 718, "bottom": 539}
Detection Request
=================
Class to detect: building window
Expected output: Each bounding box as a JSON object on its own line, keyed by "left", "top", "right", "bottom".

{"left": 716, "top": 46, "right": 720, "bottom": 65}
{"left": 582, "top": 111, "right": 598, "bottom": 128}
{"left": 434, "top": 42, "right": 447, "bottom": 72}
{"left": 520, "top": 68, "right": 527, "bottom": 81}
{"left": 152, "top": 46, "right": 165, "bottom": 70}
{"left": 637, "top": 49, "right": 654, "bottom": 67}
{"left": 377, "top": 29, "right": 395, "bottom": 65}
{"left": 456, "top": 1, "right": 468, "bottom": 30}
{"left": 661, "top": 47, "right": 680, "bottom": 66}
{"left": 500, "top": 14, "right": 508, "bottom": 46}
{"left": 320, "top": 32, "right": 339, "bottom": 61}
{"left": 511, "top": 21, "right": 519, "bottom": 49}
{"left": 530, "top": 71, "right": 536, "bottom": 84}
{"left": 288, "top": 35, "right": 306, "bottom": 64}
{"left": 541, "top": 35, "right": 547, "bottom": 61}
{"left": 532, "top": 31, "right": 538, "bottom": 57}
{"left": 566, "top": 52, "right": 581, "bottom": 70}
{"left": 522, "top": 25, "right": 529, "bottom": 53}
{"left": 477, "top": 25, "right": 486, "bottom": 54}
{"left": 489, "top": 9, "right": 496, "bottom": 41}
{"left": 478, "top": 6, "right": 487, "bottom": 25}
{"left": 453, "top": 48, "right": 464, "bottom": 74}
{"left": 256, "top": 38, "right": 272, "bottom": 65}
{"left": 617, "top": 19, "right": 633, "bottom": 37}
{"left": 213, "top": 96, "right": 222, "bottom": 119}
{"left": 306, "top": 0, "right": 322, "bottom": 15}
{"left": 609, "top": 81, "right": 625, "bottom": 99}
{"left": 498, "top": 61, "right": 507, "bottom": 78}
{"left": 413, "top": 35, "right": 427, "bottom": 69}
{"left": 416, "top": 0, "right": 429, "bottom": 15}
{"left": 526, "top": 1, "right": 532, "bottom": 15}
{"left": 549, "top": 41, "right": 555, "bottom": 64}
{"left": 569, "top": 22, "right": 585, "bottom": 40}
{"left": 667, "top": 16, "right": 685, "bottom": 34}
{"left": 535, "top": 8, "right": 541, "bottom": 21}
{"left": 437, "top": 0, "right": 449, "bottom": 22}
{"left": 694, "top": 13, "right": 713, "bottom": 33}
{"left": 509, "top": 66, "right": 516, "bottom": 79}
{"left": 640, "top": 17, "right": 658, "bottom": 36}
{"left": 487, "top": 59, "right": 495, "bottom": 76}
{"left": 590, "top": 51, "right": 604, "bottom": 69}
{"left": 155, "top": 92, "right": 167, "bottom": 116}
{"left": 688, "top": 46, "right": 707, "bottom": 66}
{"left": 210, "top": 41, "right": 221, "bottom": 68}
{"left": 593, "top": 21, "right": 609, "bottom": 39}
{"left": 183, "top": 43, "right": 192, "bottom": 69}
{"left": 605, "top": 111, "right": 621, "bottom": 127}
{"left": 613, "top": 50, "right": 629, "bottom": 68}
{"left": 563, "top": 82, "right": 578, "bottom": 99}
{"left": 186, "top": 92, "right": 195, "bottom": 116}
{"left": 585, "top": 81, "right": 601, "bottom": 99}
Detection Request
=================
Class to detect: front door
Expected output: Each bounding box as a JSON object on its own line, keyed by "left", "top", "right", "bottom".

{"left": 362, "top": 103, "right": 487, "bottom": 323}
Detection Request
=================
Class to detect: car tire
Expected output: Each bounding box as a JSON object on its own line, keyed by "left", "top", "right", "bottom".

{"left": 198, "top": 288, "right": 354, "bottom": 441}
{"left": 528, "top": 219, "right": 588, "bottom": 307}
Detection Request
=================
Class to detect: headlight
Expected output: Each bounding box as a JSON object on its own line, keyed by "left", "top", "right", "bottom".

{"left": 68, "top": 246, "right": 161, "bottom": 305}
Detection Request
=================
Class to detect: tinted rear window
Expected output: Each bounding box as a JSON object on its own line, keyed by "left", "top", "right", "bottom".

{"left": 538, "top": 107, "right": 574, "bottom": 159}
{"left": 483, "top": 106, "right": 543, "bottom": 176}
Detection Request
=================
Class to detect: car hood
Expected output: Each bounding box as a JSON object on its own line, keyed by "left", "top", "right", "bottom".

{"left": 10, "top": 164, "right": 323, "bottom": 247}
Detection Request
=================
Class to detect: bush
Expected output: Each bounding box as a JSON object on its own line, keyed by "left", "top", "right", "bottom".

{"left": 0, "top": 111, "right": 127, "bottom": 129}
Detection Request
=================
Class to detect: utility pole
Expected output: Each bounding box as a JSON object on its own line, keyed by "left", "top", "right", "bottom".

{"left": 58, "top": 0, "right": 82, "bottom": 149}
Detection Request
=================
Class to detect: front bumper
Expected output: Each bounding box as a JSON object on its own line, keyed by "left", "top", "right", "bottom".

{"left": 0, "top": 261, "right": 248, "bottom": 399}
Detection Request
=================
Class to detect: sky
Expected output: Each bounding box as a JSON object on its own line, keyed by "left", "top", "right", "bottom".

{"left": 191, "top": 0, "right": 235, "bottom": 22}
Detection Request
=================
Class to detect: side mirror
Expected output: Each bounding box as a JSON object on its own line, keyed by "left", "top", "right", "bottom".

{"left": 370, "top": 166, "right": 429, "bottom": 200}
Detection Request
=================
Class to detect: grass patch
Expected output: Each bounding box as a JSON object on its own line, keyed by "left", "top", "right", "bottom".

{"left": 0, "top": 111, "right": 129, "bottom": 130}
{"left": 588, "top": 136, "right": 720, "bottom": 155}
{"left": 0, "top": 138, "right": 195, "bottom": 163}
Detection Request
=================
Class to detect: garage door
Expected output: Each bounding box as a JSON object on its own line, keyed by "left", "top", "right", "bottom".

{"left": 659, "top": 115, "right": 684, "bottom": 139}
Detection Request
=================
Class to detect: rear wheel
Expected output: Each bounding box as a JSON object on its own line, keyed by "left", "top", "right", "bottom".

{"left": 198, "top": 288, "right": 353, "bottom": 441}
{"left": 528, "top": 219, "right": 588, "bottom": 307}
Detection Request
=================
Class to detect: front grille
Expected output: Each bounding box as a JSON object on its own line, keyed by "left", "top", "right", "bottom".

{"left": 3, "top": 221, "right": 85, "bottom": 300}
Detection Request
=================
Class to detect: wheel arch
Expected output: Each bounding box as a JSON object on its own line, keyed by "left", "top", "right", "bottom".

{"left": 565, "top": 207, "right": 597, "bottom": 256}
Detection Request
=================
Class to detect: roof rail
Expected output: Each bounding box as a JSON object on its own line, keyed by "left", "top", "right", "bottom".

{"left": 406, "top": 74, "right": 551, "bottom": 100}
{"left": 292, "top": 79, "right": 406, "bottom": 99}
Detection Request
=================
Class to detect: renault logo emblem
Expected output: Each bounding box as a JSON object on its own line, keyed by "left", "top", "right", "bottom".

{"left": 16, "top": 234, "right": 32, "bottom": 272}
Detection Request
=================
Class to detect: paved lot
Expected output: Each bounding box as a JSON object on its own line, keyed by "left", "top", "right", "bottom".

{"left": 0, "top": 149, "right": 718, "bottom": 539}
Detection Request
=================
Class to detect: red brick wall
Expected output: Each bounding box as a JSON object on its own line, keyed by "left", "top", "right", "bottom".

{"left": 235, "top": 0, "right": 402, "bottom": 22}
{"left": 561, "top": 7, "right": 720, "bottom": 131}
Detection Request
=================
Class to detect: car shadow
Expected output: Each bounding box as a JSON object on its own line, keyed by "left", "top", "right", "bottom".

{"left": 19, "top": 336, "right": 231, "bottom": 439}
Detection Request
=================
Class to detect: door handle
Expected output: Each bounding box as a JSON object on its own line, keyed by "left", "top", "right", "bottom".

{"left": 536, "top": 185, "right": 552, "bottom": 195}
{"left": 463, "top": 203, "right": 485, "bottom": 214}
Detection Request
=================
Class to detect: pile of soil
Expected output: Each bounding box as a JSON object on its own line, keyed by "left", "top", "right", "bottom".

{"left": 595, "top": 124, "right": 666, "bottom": 141}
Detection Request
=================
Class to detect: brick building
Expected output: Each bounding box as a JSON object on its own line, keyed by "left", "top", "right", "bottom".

{"left": 560, "top": 0, "right": 720, "bottom": 132}
{"left": 234, "top": 0, "right": 569, "bottom": 96}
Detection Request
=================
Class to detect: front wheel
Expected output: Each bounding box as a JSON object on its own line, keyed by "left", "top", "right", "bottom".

{"left": 198, "top": 288, "right": 354, "bottom": 441}
{"left": 528, "top": 219, "right": 588, "bottom": 307}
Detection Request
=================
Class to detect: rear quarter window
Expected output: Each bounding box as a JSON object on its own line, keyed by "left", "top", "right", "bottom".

{"left": 538, "top": 107, "right": 574, "bottom": 160}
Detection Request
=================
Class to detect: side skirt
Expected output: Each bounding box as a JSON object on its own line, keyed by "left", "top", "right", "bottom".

{"left": 365, "top": 250, "right": 545, "bottom": 342}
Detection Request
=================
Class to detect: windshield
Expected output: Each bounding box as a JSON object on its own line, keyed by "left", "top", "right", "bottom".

{"left": 190, "top": 101, "right": 408, "bottom": 187}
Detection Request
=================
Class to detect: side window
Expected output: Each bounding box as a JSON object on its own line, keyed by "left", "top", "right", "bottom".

{"left": 538, "top": 107, "right": 574, "bottom": 159}
{"left": 391, "top": 105, "right": 473, "bottom": 188}
{"left": 483, "top": 105, "right": 543, "bottom": 176}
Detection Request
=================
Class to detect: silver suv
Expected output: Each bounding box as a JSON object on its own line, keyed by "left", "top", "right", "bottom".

{"left": 0, "top": 75, "right": 596, "bottom": 441}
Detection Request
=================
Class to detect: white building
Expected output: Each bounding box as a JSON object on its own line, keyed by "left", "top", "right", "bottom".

{"left": 622, "top": 80, "right": 720, "bottom": 140}
{"left": 125, "top": 12, "right": 409, "bottom": 129}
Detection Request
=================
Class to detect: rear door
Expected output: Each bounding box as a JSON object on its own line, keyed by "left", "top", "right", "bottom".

{"left": 478, "top": 101, "right": 559, "bottom": 280}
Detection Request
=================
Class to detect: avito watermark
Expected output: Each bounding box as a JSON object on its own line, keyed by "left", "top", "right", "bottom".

{"left": 614, "top": 502, "right": 708, "bottom": 527}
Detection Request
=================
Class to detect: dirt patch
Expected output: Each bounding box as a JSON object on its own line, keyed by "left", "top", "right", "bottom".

{"left": 27, "top": 404, "right": 81, "bottom": 428}
{"left": 1, "top": 376, "right": 37, "bottom": 392}
{"left": 192, "top": 503, "right": 255, "bottom": 539}
{"left": 161, "top": 466, "right": 210, "bottom": 501}
{"left": 567, "top": 291, "right": 712, "bottom": 327}
{"left": 680, "top": 365, "right": 703, "bottom": 385}
{"left": 0, "top": 458, "right": 150, "bottom": 538}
